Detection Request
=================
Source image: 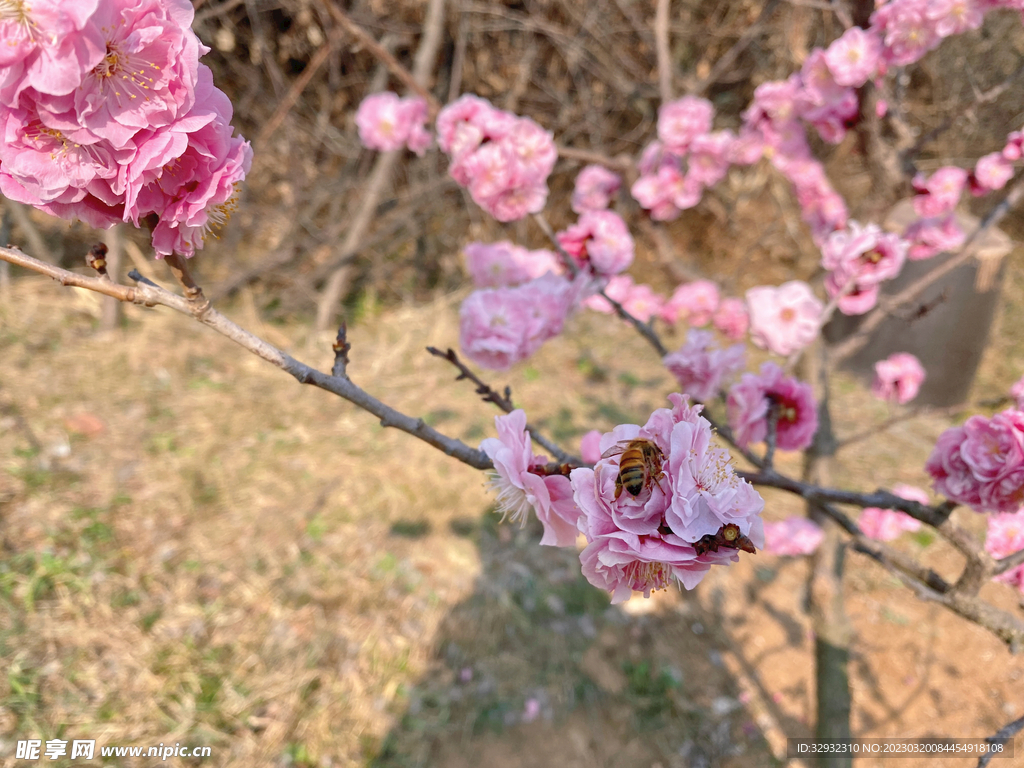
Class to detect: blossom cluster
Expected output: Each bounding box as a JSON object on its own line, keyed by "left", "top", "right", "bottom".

{"left": 463, "top": 240, "right": 562, "bottom": 288}
{"left": 926, "top": 409, "right": 1024, "bottom": 513}
{"left": 569, "top": 395, "right": 765, "bottom": 601}
{"left": 0, "top": 0, "right": 252, "bottom": 257}
{"left": 355, "top": 92, "right": 430, "bottom": 155}
{"left": 571, "top": 164, "right": 621, "bottom": 213}
{"left": 435, "top": 94, "right": 556, "bottom": 221}
{"left": 459, "top": 272, "right": 582, "bottom": 371}
{"left": 820, "top": 221, "right": 908, "bottom": 315}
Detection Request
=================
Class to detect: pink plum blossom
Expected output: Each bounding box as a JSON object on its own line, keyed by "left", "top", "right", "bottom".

{"left": 463, "top": 240, "right": 561, "bottom": 288}
{"left": 687, "top": 131, "right": 733, "bottom": 186}
{"left": 926, "top": 0, "right": 985, "bottom": 37}
{"left": 662, "top": 280, "right": 720, "bottom": 327}
{"left": 556, "top": 210, "right": 634, "bottom": 276}
{"left": 580, "top": 430, "right": 603, "bottom": 465}
{"left": 912, "top": 166, "right": 968, "bottom": 218}
{"left": 903, "top": 214, "right": 966, "bottom": 260}
{"left": 436, "top": 95, "right": 555, "bottom": 221}
{"left": 824, "top": 27, "right": 882, "bottom": 87}
{"left": 872, "top": 0, "right": 943, "bottom": 67}
{"left": 926, "top": 410, "right": 1024, "bottom": 513}
{"left": 763, "top": 517, "right": 824, "bottom": 556}
{"left": 571, "top": 164, "right": 621, "bottom": 213}
{"left": 658, "top": 96, "right": 715, "bottom": 153}
{"left": 985, "top": 511, "right": 1024, "bottom": 593}
{"left": 713, "top": 297, "right": 750, "bottom": 340}
{"left": 663, "top": 330, "right": 746, "bottom": 403}
{"left": 859, "top": 484, "right": 926, "bottom": 541}
{"left": 971, "top": 152, "right": 1014, "bottom": 195}
{"left": 570, "top": 394, "right": 764, "bottom": 602}
{"left": 745, "top": 281, "right": 823, "bottom": 356}
{"left": 621, "top": 282, "right": 664, "bottom": 323}
{"left": 821, "top": 221, "right": 908, "bottom": 316}
{"left": 1011, "top": 375, "right": 1024, "bottom": 409}
{"left": 480, "top": 409, "right": 580, "bottom": 547}
{"left": 459, "top": 273, "right": 578, "bottom": 370}
{"left": 727, "top": 362, "right": 819, "bottom": 451}
{"left": 872, "top": 352, "right": 926, "bottom": 404}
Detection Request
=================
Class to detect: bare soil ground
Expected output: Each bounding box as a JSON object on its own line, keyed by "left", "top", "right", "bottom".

{"left": 1, "top": 247, "right": 1023, "bottom": 767}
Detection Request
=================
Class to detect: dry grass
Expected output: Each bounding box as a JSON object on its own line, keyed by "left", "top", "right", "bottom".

{"left": 2, "top": 239, "right": 1024, "bottom": 766}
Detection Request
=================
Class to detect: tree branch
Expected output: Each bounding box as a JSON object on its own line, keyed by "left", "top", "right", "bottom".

{"left": 0, "top": 245, "right": 492, "bottom": 471}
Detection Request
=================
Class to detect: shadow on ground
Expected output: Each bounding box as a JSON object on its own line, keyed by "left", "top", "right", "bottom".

{"left": 371, "top": 508, "right": 783, "bottom": 768}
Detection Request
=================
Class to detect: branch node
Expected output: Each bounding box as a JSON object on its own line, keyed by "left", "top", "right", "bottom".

{"left": 332, "top": 321, "right": 351, "bottom": 378}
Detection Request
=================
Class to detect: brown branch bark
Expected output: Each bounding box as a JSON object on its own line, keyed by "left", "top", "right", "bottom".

{"left": 0, "top": 245, "right": 491, "bottom": 470}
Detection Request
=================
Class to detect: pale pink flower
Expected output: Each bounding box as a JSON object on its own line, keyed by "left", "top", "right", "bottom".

{"left": 872, "top": 352, "right": 926, "bottom": 404}
{"left": 824, "top": 27, "right": 882, "bottom": 87}
{"left": 480, "top": 409, "right": 580, "bottom": 547}
{"left": 570, "top": 394, "right": 764, "bottom": 602}
{"left": 1011, "top": 375, "right": 1024, "bottom": 409}
{"left": 872, "top": 0, "right": 942, "bottom": 66}
{"left": 799, "top": 50, "right": 848, "bottom": 109}
{"left": 971, "top": 152, "right": 1014, "bottom": 195}
{"left": 926, "top": 0, "right": 985, "bottom": 37}
{"left": 580, "top": 430, "right": 603, "bottom": 465}
{"left": 662, "top": 280, "right": 720, "bottom": 327}
{"left": 903, "top": 214, "right": 965, "bottom": 260}
{"left": 0, "top": 0, "right": 103, "bottom": 103}
{"left": 582, "top": 273, "right": 634, "bottom": 315}
{"left": 571, "top": 164, "right": 621, "bottom": 213}
{"left": 746, "top": 281, "right": 823, "bottom": 356}
{"left": 356, "top": 92, "right": 411, "bottom": 152}
{"left": 925, "top": 425, "right": 983, "bottom": 509}
{"left": 621, "top": 283, "right": 664, "bottom": 323}
{"left": 658, "top": 96, "right": 714, "bottom": 153}
{"left": 459, "top": 273, "right": 577, "bottom": 371}
{"left": 860, "top": 484, "right": 926, "bottom": 541}
{"left": 1003, "top": 131, "right": 1024, "bottom": 162}
{"left": 556, "top": 210, "right": 634, "bottom": 276}
{"left": 713, "top": 297, "right": 750, "bottom": 340}
{"left": 763, "top": 517, "right": 824, "bottom": 556}
{"left": 985, "top": 511, "right": 1024, "bottom": 593}
{"left": 687, "top": 131, "right": 733, "bottom": 186}
{"left": 663, "top": 330, "right": 746, "bottom": 403}
{"left": 912, "top": 166, "right": 967, "bottom": 218}
{"left": 463, "top": 240, "right": 561, "bottom": 288}
{"left": 727, "top": 362, "right": 818, "bottom": 451}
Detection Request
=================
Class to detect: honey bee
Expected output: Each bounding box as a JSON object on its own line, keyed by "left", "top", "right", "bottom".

{"left": 601, "top": 438, "right": 666, "bottom": 500}
{"left": 694, "top": 523, "right": 757, "bottom": 556}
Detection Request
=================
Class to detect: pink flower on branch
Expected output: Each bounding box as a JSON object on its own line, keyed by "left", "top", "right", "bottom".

{"left": 356, "top": 92, "right": 431, "bottom": 155}
{"left": 985, "top": 511, "right": 1024, "bottom": 594}
{"left": 571, "top": 164, "right": 621, "bottom": 213}
{"left": 459, "top": 273, "right": 579, "bottom": 371}
{"left": 821, "top": 221, "right": 908, "bottom": 316}
{"left": 662, "top": 280, "right": 720, "bottom": 327}
{"left": 713, "top": 297, "right": 750, "bottom": 340}
{"left": 463, "top": 240, "right": 561, "bottom": 288}
{"left": 480, "top": 410, "right": 580, "bottom": 547}
{"left": 859, "top": 484, "right": 927, "bottom": 541}
{"left": 663, "top": 330, "right": 745, "bottom": 403}
{"left": 745, "top": 281, "right": 822, "bottom": 356}
{"left": 556, "top": 210, "right": 635, "bottom": 276}
{"left": 824, "top": 27, "right": 882, "bottom": 88}
{"left": 926, "top": 410, "right": 1024, "bottom": 513}
{"left": 658, "top": 96, "right": 715, "bottom": 153}
{"left": 727, "top": 363, "right": 819, "bottom": 452}
{"left": 872, "top": 352, "right": 926, "bottom": 404}
{"left": 570, "top": 394, "right": 764, "bottom": 602}
{"left": 763, "top": 517, "right": 824, "bottom": 556}
{"left": 912, "top": 166, "right": 967, "bottom": 218}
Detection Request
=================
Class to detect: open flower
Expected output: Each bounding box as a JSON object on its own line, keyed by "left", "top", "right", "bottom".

{"left": 663, "top": 330, "right": 745, "bottom": 402}
{"left": 746, "top": 281, "right": 822, "bottom": 356}
{"left": 480, "top": 409, "right": 580, "bottom": 546}
{"left": 569, "top": 394, "right": 764, "bottom": 602}
{"left": 859, "top": 484, "right": 927, "bottom": 541}
{"left": 872, "top": 352, "right": 926, "bottom": 404}
{"left": 763, "top": 517, "right": 824, "bottom": 555}
{"left": 727, "top": 362, "right": 818, "bottom": 451}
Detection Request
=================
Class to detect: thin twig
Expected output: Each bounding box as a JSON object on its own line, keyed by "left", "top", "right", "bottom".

{"left": 0, "top": 245, "right": 492, "bottom": 471}
{"left": 763, "top": 399, "right": 780, "bottom": 470}
{"left": 978, "top": 714, "right": 1024, "bottom": 768}
{"left": 655, "top": 0, "right": 672, "bottom": 104}
{"left": 426, "top": 346, "right": 581, "bottom": 466}
{"left": 691, "top": 0, "right": 781, "bottom": 95}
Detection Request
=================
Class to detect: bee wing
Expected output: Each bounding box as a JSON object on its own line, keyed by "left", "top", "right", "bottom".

{"left": 600, "top": 441, "right": 631, "bottom": 460}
